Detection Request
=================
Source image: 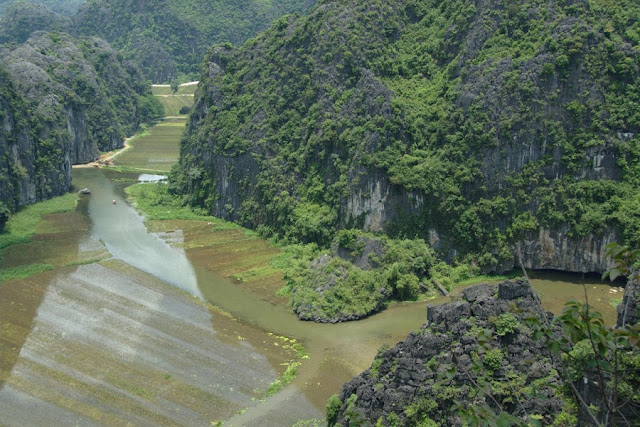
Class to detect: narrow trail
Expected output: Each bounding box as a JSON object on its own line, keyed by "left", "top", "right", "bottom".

{"left": 72, "top": 134, "right": 134, "bottom": 169}
{"left": 151, "top": 81, "right": 199, "bottom": 87}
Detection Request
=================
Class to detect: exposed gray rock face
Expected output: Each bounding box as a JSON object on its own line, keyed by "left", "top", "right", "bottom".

{"left": 334, "top": 280, "right": 564, "bottom": 426}
{"left": 1, "top": 68, "right": 71, "bottom": 224}
{"left": 513, "top": 226, "right": 617, "bottom": 273}
{"left": 617, "top": 279, "right": 640, "bottom": 328}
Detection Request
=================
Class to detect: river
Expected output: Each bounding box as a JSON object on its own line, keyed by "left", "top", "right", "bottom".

{"left": 0, "top": 167, "right": 622, "bottom": 426}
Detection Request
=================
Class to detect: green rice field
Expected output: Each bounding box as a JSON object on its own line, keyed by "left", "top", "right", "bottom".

{"left": 112, "top": 119, "right": 186, "bottom": 172}
{"left": 151, "top": 84, "right": 197, "bottom": 96}
{"left": 152, "top": 84, "right": 196, "bottom": 116}
{"left": 155, "top": 95, "right": 193, "bottom": 116}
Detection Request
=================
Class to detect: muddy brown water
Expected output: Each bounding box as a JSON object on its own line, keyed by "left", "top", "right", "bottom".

{"left": 1, "top": 167, "right": 623, "bottom": 426}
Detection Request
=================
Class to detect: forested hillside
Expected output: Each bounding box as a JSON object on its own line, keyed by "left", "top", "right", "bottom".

{"left": 0, "top": 31, "right": 161, "bottom": 230}
{"left": 73, "top": 0, "right": 316, "bottom": 82}
{"left": 174, "top": 0, "right": 639, "bottom": 280}
{"left": 0, "top": 0, "right": 83, "bottom": 17}
{"left": 0, "top": 1, "right": 71, "bottom": 44}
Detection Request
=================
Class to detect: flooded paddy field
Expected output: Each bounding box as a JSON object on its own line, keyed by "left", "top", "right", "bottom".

{"left": 112, "top": 119, "right": 186, "bottom": 173}
{"left": 1, "top": 259, "right": 298, "bottom": 425}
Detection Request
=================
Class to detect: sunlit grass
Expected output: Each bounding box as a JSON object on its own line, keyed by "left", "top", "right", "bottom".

{"left": 0, "top": 263, "right": 53, "bottom": 282}
{"left": 0, "top": 193, "right": 78, "bottom": 250}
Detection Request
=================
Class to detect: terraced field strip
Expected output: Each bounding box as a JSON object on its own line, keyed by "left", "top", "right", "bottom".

{"left": 147, "top": 219, "right": 288, "bottom": 306}
{"left": 112, "top": 119, "right": 186, "bottom": 172}
{"left": 0, "top": 261, "right": 294, "bottom": 425}
{"left": 152, "top": 83, "right": 198, "bottom": 96}
{"left": 152, "top": 83, "right": 197, "bottom": 115}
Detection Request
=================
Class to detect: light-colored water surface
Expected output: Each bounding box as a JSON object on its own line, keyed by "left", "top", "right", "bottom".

{"left": 75, "top": 168, "right": 202, "bottom": 299}
{"left": 137, "top": 173, "right": 168, "bottom": 182}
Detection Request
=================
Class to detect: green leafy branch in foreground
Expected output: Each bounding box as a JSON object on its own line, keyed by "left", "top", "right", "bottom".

{"left": 603, "top": 243, "right": 640, "bottom": 282}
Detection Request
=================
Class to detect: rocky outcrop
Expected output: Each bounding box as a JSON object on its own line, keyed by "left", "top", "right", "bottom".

{"left": 617, "top": 279, "right": 640, "bottom": 328}
{"left": 514, "top": 226, "right": 617, "bottom": 273}
{"left": 332, "top": 279, "right": 640, "bottom": 426}
{"left": 333, "top": 280, "right": 565, "bottom": 426}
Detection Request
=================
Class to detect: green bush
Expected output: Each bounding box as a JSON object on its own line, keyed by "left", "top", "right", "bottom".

{"left": 492, "top": 312, "right": 520, "bottom": 336}
{"left": 326, "top": 394, "right": 342, "bottom": 427}
{"left": 483, "top": 348, "right": 504, "bottom": 372}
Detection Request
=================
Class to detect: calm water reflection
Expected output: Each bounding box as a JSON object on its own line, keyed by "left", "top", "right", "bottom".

{"left": 73, "top": 168, "right": 202, "bottom": 298}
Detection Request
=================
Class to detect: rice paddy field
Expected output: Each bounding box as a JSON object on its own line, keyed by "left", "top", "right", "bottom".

{"left": 151, "top": 84, "right": 197, "bottom": 96}
{"left": 152, "top": 84, "right": 196, "bottom": 116}
{"left": 112, "top": 119, "right": 186, "bottom": 172}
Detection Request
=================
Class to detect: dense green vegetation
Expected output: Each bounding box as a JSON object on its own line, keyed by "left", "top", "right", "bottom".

{"left": 173, "top": 0, "right": 639, "bottom": 277}
{"left": 73, "top": 0, "right": 316, "bottom": 82}
{"left": 126, "top": 182, "right": 219, "bottom": 222}
{"left": 283, "top": 230, "right": 438, "bottom": 321}
{"left": 0, "top": 0, "right": 83, "bottom": 18}
{"left": 0, "top": 1, "right": 70, "bottom": 44}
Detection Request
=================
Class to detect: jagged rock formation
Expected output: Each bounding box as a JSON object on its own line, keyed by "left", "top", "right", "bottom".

{"left": 0, "top": 31, "right": 161, "bottom": 230}
{"left": 332, "top": 280, "right": 566, "bottom": 425}
{"left": 332, "top": 279, "right": 640, "bottom": 426}
{"left": 174, "top": 0, "right": 640, "bottom": 274}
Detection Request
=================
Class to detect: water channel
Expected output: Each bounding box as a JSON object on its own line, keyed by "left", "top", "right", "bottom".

{"left": 1, "top": 166, "right": 623, "bottom": 425}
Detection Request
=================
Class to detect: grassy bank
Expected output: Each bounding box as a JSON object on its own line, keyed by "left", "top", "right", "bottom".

{"left": 0, "top": 192, "right": 110, "bottom": 282}
{"left": 126, "top": 183, "right": 292, "bottom": 302}
{"left": 0, "top": 193, "right": 78, "bottom": 250}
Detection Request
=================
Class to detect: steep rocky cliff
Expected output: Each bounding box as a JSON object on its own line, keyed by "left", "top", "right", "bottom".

{"left": 0, "top": 66, "right": 71, "bottom": 228}
{"left": 173, "top": 0, "right": 640, "bottom": 274}
{"left": 0, "top": 32, "right": 161, "bottom": 230}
